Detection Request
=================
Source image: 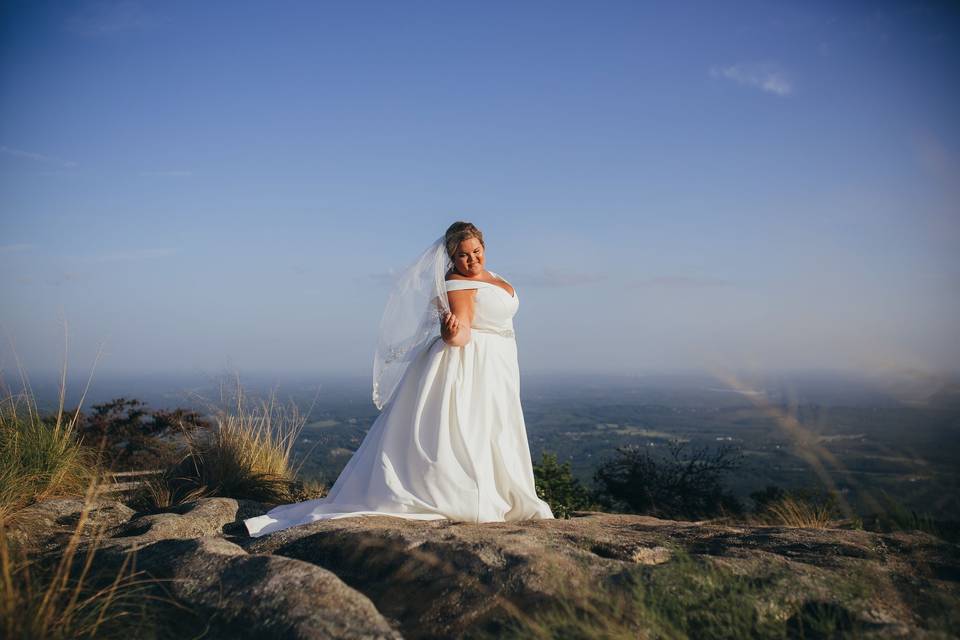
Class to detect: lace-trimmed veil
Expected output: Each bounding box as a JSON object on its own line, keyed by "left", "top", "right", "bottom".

{"left": 372, "top": 235, "right": 452, "bottom": 410}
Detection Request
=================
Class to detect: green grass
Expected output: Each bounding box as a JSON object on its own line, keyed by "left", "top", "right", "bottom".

{"left": 478, "top": 549, "right": 876, "bottom": 640}
{"left": 0, "top": 376, "right": 97, "bottom": 519}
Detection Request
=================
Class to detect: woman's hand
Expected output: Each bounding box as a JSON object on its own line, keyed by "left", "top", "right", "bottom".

{"left": 441, "top": 311, "right": 460, "bottom": 344}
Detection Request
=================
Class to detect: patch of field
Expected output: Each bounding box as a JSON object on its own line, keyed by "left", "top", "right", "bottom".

{"left": 304, "top": 419, "right": 340, "bottom": 428}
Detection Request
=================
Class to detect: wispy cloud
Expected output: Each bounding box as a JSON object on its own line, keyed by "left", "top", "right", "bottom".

{"left": 0, "top": 243, "right": 35, "bottom": 255}
{"left": 629, "top": 275, "right": 732, "bottom": 289}
{"left": 64, "top": 0, "right": 158, "bottom": 36}
{"left": 515, "top": 269, "right": 607, "bottom": 287}
{"left": 138, "top": 170, "right": 193, "bottom": 177}
{"left": 87, "top": 248, "right": 178, "bottom": 263}
{"left": 710, "top": 62, "right": 793, "bottom": 96}
{"left": 0, "top": 146, "right": 77, "bottom": 168}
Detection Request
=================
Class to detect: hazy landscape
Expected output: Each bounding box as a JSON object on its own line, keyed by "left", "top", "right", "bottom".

{"left": 23, "top": 368, "right": 960, "bottom": 521}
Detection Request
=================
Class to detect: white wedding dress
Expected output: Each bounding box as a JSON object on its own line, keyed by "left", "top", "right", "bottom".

{"left": 244, "top": 271, "right": 554, "bottom": 537}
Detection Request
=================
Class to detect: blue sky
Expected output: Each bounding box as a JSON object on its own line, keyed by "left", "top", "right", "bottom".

{"left": 1, "top": 0, "right": 958, "bottom": 379}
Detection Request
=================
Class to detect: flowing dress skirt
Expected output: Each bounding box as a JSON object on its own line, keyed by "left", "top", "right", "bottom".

{"left": 244, "top": 331, "right": 554, "bottom": 537}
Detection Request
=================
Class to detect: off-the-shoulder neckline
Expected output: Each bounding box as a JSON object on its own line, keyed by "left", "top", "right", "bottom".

{"left": 445, "top": 271, "right": 516, "bottom": 298}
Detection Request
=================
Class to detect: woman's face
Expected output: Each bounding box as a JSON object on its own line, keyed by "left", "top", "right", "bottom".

{"left": 452, "top": 237, "right": 484, "bottom": 277}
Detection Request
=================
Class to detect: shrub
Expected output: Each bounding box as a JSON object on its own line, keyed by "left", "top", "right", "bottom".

{"left": 863, "top": 492, "right": 942, "bottom": 539}
{"left": 533, "top": 452, "right": 592, "bottom": 518}
{"left": 593, "top": 440, "right": 743, "bottom": 519}
{"left": 76, "top": 398, "right": 211, "bottom": 471}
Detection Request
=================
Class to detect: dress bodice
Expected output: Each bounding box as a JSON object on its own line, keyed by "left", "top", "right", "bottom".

{"left": 444, "top": 271, "right": 518, "bottom": 335}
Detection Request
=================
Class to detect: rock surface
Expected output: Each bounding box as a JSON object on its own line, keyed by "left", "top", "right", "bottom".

{"left": 120, "top": 536, "right": 401, "bottom": 640}
{"left": 108, "top": 497, "right": 240, "bottom": 548}
{"left": 4, "top": 496, "right": 135, "bottom": 553}
{"left": 246, "top": 511, "right": 960, "bottom": 638}
{"left": 5, "top": 498, "right": 959, "bottom": 639}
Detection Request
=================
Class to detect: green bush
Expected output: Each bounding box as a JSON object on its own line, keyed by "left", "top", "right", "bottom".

{"left": 863, "top": 492, "right": 942, "bottom": 539}
{"left": 76, "top": 398, "right": 211, "bottom": 471}
{"left": 533, "top": 452, "right": 592, "bottom": 518}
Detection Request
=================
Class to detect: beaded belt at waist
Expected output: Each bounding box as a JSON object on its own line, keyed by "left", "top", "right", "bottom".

{"left": 471, "top": 327, "right": 515, "bottom": 338}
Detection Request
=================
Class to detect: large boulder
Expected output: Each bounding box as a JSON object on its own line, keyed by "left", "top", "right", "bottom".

{"left": 107, "top": 497, "right": 241, "bottom": 548}
{"left": 122, "top": 536, "right": 401, "bottom": 640}
{"left": 2, "top": 496, "right": 134, "bottom": 552}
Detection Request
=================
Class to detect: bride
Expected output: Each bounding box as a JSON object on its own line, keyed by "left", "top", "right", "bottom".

{"left": 244, "top": 221, "right": 554, "bottom": 537}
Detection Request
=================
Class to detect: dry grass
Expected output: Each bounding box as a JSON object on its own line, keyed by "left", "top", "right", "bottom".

{"left": 288, "top": 478, "right": 329, "bottom": 502}
{"left": 764, "top": 496, "right": 834, "bottom": 529}
{"left": 131, "top": 470, "right": 210, "bottom": 512}
{"left": 0, "top": 482, "right": 159, "bottom": 639}
{"left": 144, "top": 382, "right": 309, "bottom": 506}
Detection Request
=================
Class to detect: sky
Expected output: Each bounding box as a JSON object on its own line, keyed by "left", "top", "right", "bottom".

{"left": 1, "top": 0, "right": 958, "bottom": 381}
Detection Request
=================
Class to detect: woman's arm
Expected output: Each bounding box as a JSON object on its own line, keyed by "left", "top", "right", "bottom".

{"left": 442, "top": 288, "right": 475, "bottom": 346}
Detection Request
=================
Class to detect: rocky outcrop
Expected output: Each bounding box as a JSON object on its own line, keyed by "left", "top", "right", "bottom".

{"left": 122, "top": 536, "right": 401, "bottom": 640}
{"left": 246, "top": 511, "right": 960, "bottom": 638}
{"left": 5, "top": 497, "right": 958, "bottom": 639}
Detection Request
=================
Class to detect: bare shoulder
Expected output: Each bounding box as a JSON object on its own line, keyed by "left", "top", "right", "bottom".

{"left": 445, "top": 269, "right": 470, "bottom": 282}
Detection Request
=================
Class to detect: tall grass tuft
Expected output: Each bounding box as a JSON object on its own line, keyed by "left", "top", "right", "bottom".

{"left": 1, "top": 482, "right": 157, "bottom": 639}
{"left": 161, "top": 384, "right": 308, "bottom": 505}
{"left": 0, "top": 347, "right": 99, "bottom": 519}
{"left": 129, "top": 469, "right": 210, "bottom": 512}
{"left": 765, "top": 495, "right": 834, "bottom": 529}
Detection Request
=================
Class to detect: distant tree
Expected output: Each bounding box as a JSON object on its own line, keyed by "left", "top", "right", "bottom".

{"left": 76, "top": 398, "right": 211, "bottom": 470}
{"left": 593, "top": 440, "right": 743, "bottom": 519}
{"left": 533, "top": 451, "right": 593, "bottom": 518}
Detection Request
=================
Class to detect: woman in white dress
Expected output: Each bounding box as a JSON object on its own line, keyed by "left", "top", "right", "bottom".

{"left": 244, "top": 222, "right": 554, "bottom": 537}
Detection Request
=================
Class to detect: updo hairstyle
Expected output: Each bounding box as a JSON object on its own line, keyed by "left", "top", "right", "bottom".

{"left": 444, "top": 221, "right": 484, "bottom": 260}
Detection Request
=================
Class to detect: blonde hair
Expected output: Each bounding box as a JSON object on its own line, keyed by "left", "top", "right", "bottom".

{"left": 444, "top": 221, "right": 484, "bottom": 259}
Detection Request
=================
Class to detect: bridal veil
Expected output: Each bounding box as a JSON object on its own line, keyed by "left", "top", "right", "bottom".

{"left": 372, "top": 235, "right": 452, "bottom": 410}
